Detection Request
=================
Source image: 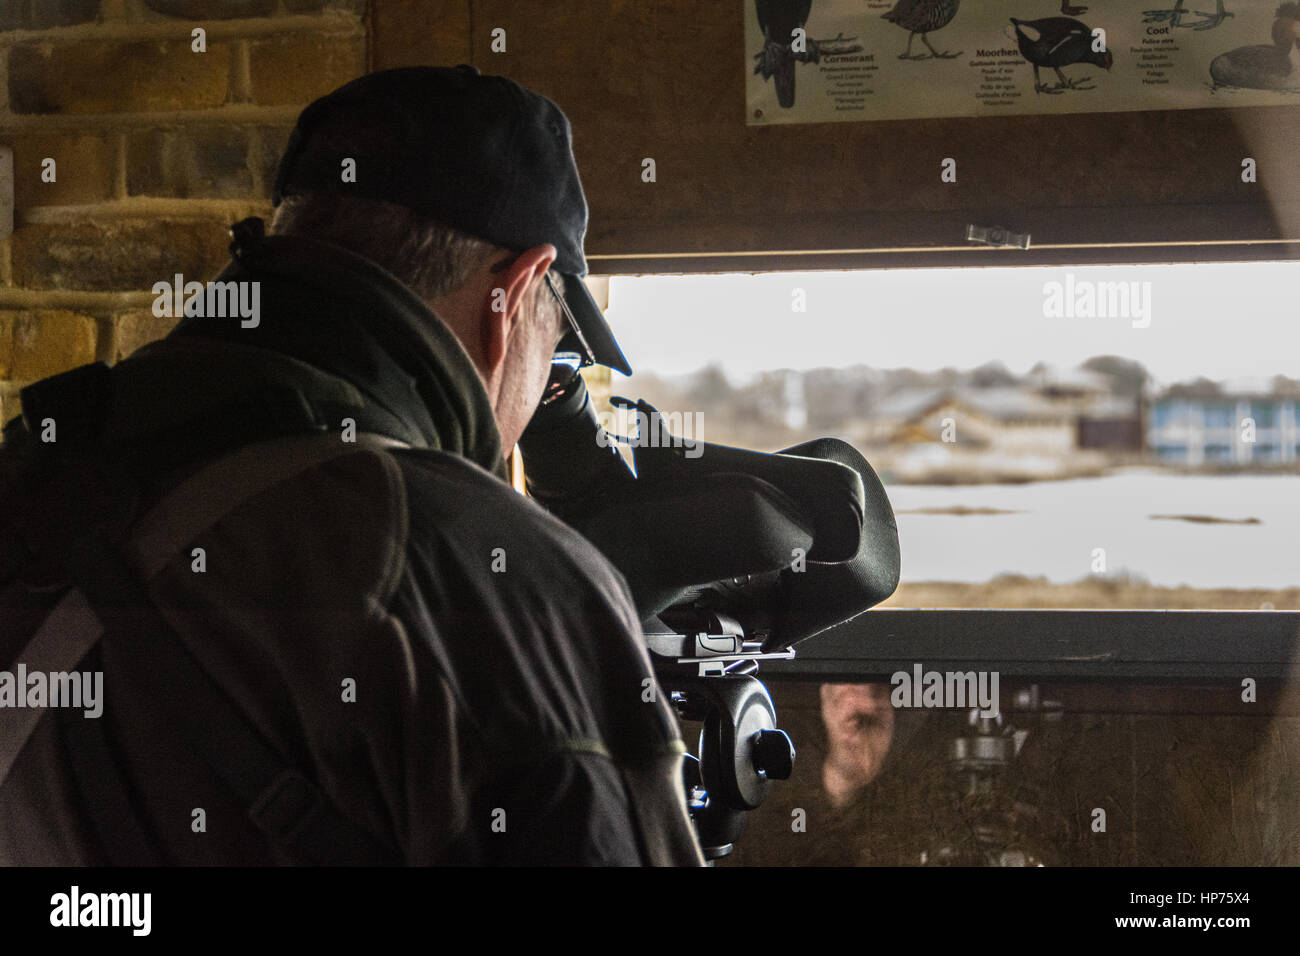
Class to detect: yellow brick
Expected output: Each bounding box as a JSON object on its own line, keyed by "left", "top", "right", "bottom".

{"left": 9, "top": 40, "right": 231, "bottom": 115}
{"left": 115, "top": 309, "right": 179, "bottom": 362}
{"left": 0, "top": 384, "right": 21, "bottom": 429}
{"left": 11, "top": 132, "right": 115, "bottom": 208}
{"left": 7, "top": 311, "right": 98, "bottom": 381}
{"left": 0, "top": 313, "right": 12, "bottom": 378}
{"left": 248, "top": 34, "right": 365, "bottom": 107}
{"left": 11, "top": 220, "right": 233, "bottom": 292}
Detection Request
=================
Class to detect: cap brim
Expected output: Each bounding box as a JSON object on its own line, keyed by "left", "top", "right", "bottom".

{"left": 556, "top": 272, "right": 631, "bottom": 376}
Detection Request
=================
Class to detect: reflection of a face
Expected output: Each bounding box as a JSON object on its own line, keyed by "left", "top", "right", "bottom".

{"left": 820, "top": 683, "right": 895, "bottom": 808}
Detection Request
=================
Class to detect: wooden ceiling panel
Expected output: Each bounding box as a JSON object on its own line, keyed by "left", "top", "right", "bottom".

{"left": 372, "top": 1, "right": 1300, "bottom": 270}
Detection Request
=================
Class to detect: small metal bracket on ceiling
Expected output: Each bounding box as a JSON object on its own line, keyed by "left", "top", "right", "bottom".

{"left": 966, "top": 224, "right": 1031, "bottom": 250}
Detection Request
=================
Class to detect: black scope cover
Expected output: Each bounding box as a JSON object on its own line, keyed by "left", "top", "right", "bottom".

{"left": 519, "top": 371, "right": 900, "bottom": 650}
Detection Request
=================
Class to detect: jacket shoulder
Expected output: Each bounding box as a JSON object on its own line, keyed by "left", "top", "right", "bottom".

{"left": 386, "top": 447, "right": 681, "bottom": 762}
{"left": 389, "top": 447, "right": 636, "bottom": 613}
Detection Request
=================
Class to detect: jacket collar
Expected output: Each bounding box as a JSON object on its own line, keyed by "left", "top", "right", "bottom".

{"left": 164, "top": 221, "right": 507, "bottom": 479}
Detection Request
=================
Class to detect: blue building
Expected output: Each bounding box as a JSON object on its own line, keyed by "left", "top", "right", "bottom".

{"left": 1148, "top": 391, "right": 1300, "bottom": 465}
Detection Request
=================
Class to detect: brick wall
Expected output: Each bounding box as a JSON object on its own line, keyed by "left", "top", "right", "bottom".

{"left": 0, "top": 0, "right": 368, "bottom": 427}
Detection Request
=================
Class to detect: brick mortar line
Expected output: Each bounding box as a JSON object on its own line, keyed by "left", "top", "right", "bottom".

{"left": 231, "top": 37, "right": 253, "bottom": 103}
{"left": 0, "top": 104, "right": 303, "bottom": 128}
{"left": 18, "top": 197, "right": 269, "bottom": 223}
{"left": 113, "top": 132, "right": 128, "bottom": 200}
{"left": 249, "top": 127, "right": 269, "bottom": 197}
{"left": 0, "top": 13, "right": 364, "bottom": 47}
{"left": 94, "top": 313, "right": 118, "bottom": 365}
{"left": 362, "top": 0, "right": 374, "bottom": 73}
{"left": 0, "top": 289, "right": 153, "bottom": 309}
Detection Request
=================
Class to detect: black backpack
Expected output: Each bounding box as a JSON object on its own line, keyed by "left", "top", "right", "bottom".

{"left": 0, "top": 362, "right": 405, "bottom": 865}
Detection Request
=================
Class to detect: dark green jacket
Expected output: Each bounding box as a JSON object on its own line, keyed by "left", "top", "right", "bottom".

{"left": 0, "top": 226, "right": 704, "bottom": 866}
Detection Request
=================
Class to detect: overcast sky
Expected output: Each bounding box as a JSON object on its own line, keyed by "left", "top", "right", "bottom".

{"left": 604, "top": 261, "right": 1299, "bottom": 387}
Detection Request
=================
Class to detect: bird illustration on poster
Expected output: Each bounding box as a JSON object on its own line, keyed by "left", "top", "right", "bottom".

{"left": 1144, "top": 1, "right": 1234, "bottom": 30}
{"left": 753, "top": 0, "right": 864, "bottom": 108}
{"left": 882, "top": 0, "right": 963, "bottom": 59}
{"left": 1010, "top": 14, "right": 1114, "bottom": 93}
{"left": 1210, "top": 3, "right": 1300, "bottom": 89}
{"left": 742, "top": 0, "right": 1300, "bottom": 124}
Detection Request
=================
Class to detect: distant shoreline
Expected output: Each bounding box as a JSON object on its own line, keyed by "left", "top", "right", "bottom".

{"left": 883, "top": 574, "right": 1299, "bottom": 610}
{"left": 895, "top": 507, "right": 1262, "bottom": 525}
{"left": 894, "top": 506, "right": 1025, "bottom": 516}
{"left": 880, "top": 462, "right": 1300, "bottom": 485}
{"left": 1149, "top": 513, "right": 1261, "bottom": 526}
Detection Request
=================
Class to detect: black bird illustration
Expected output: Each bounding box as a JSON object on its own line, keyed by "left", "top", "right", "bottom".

{"left": 752, "top": 1, "right": 862, "bottom": 108}
{"left": 754, "top": 0, "right": 814, "bottom": 108}
{"left": 1060, "top": 1, "right": 1089, "bottom": 15}
{"left": 1210, "top": 3, "right": 1300, "bottom": 90}
{"left": 883, "top": 0, "right": 962, "bottom": 60}
{"left": 1011, "top": 16, "right": 1113, "bottom": 93}
{"left": 1143, "top": 0, "right": 1233, "bottom": 30}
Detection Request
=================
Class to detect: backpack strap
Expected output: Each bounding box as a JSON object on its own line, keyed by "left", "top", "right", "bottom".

{"left": 1, "top": 430, "right": 409, "bottom": 864}
{"left": 0, "top": 588, "right": 104, "bottom": 784}
{"left": 57, "top": 645, "right": 165, "bottom": 867}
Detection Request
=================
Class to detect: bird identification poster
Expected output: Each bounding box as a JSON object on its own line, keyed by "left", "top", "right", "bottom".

{"left": 744, "top": 0, "right": 1300, "bottom": 124}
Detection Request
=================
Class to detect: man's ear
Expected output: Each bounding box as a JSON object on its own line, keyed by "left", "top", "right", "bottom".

{"left": 481, "top": 243, "right": 558, "bottom": 375}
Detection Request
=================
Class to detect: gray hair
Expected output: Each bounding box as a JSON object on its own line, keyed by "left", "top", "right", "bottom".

{"left": 270, "top": 193, "right": 560, "bottom": 329}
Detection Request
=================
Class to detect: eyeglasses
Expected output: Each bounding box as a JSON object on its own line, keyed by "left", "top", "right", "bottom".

{"left": 489, "top": 253, "right": 595, "bottom": 367}
{"left": 543, "top": 271, "right": 596, "bottom": 367}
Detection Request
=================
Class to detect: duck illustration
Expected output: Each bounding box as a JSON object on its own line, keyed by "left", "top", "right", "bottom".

{"left": 1210, "top": 3, "right": 1300, "bottom": 90}
{"left": 1143, "top": 1, "right": 1233, "bottom": 30}
{"left": 883, "top": 0, "right": 962, "bottom": 60}
{"left": 1011, "top": 16, "right": 1113, "bottom": 93}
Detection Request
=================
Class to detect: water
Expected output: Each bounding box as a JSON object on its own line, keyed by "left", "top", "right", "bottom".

{"left": 884, "top": 470, "right": 1300, "bottom": 588}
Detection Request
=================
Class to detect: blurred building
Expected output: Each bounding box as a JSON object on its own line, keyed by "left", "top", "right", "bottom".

{"left": 1148, "top": 385, "right": 1300, "bottom": 466}
{"left": 867, "top": 387, "right": 1077, "bottom": 454}
{"left": 865, "top": 364, "right": 1141, "bottom": 455}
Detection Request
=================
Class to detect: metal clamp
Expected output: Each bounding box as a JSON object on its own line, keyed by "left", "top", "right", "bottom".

{"left": 966, "top": 224, "right": 1031, "bottom": 250}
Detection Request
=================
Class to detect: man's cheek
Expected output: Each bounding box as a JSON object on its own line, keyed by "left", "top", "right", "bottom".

{"left": 530, "top": 358, "right": 553, "bottom": 413}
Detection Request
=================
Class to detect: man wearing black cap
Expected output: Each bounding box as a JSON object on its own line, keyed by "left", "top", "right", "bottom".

{"left": 0, "top": 67, "right": 704, "bottom": 866}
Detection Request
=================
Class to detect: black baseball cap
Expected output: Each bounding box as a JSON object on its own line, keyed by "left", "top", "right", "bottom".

{"left": 272, "top": 65, "right": 631, "bottom": 375}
